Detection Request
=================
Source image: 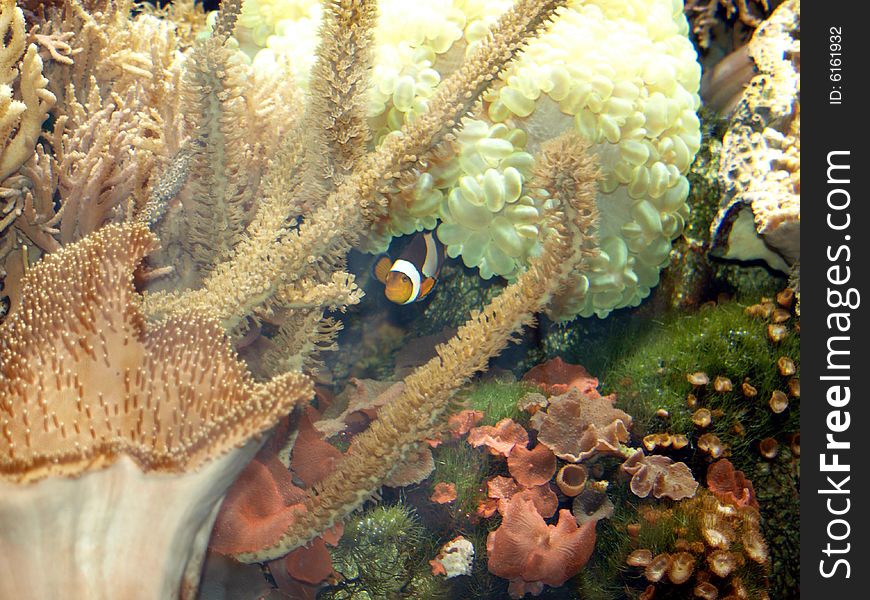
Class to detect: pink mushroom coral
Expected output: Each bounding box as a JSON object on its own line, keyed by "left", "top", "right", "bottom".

{"left": 486, "top": 475, "right": 557, "bottom": 518}
{"left": 508, "top": 443, "right": 557, "bottom": 488}
{"left": 530, "top": 388, "right": 631, "bottom": 462}
{"left": 522, "top": 357, "right": 607, "bottom": 397}
{"left": 468, "top": 418, "right": 529, "bottom": 456}
{"left": 210, "top": 452, "right": 308, "bottom": 557}
{"left": 291, "top": 408, "right": 345, "bottom": 487}
{"left": 706, "top": 459, "right": 759, "bottom": 509}
{"left": 487, "top": 495, "right": 597, "bottom": 598}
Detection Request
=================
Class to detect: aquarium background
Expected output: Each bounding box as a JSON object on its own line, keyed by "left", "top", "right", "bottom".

{"left": 0, "top": 1, "right": 799, "bottom": 599}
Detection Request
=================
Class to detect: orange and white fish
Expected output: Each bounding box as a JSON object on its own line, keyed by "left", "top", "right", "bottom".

{"left": 374, "top": 232, "right": 445, "bottom": 304}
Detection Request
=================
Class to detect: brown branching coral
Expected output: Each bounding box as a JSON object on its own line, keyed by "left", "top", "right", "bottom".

{"left": 1, "top": 0, "right": 193, "bottom": 314}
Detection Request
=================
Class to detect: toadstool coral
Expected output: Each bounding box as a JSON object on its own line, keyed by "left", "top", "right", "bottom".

{"left": 0, "top": 224, "right": 310, "bottom": 599}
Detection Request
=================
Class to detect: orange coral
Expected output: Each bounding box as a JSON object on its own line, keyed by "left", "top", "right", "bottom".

{"left": 706, "top": 459, "right": 759, "bottom": 509}
{"left": 291, "top": 408, "right": 344, "bottom": 487}
{"left": 522, "top": 357, "right": 606, "bottom": 397}
{"left": 283, "top": 537, "right": 335, "bottom": 585}
{"left": 508, "top": 443, "right": 557, "bottom": 488}
{"left": 467, "top": 418, "right": 529, "bottom": 457}
{"left": 431, "top": 482, "right": 458, "bottom": 504}
{"left": 510, "top": 486, "right": 559, "bottom": 519}
{"left": 487, "top": 475, "right": 522, "bottom": 501}
{"left": 210, "top": 452, "right": 308, "bottom": 556}
{"left": 447, "top": 409, "right": 485, "bottom": 437}
{"left": 530, "top": 388, "right": 631, "bottom": 462}
{"left": 486, "top": 475, "right": 557, "bottom": 518}
{"left": 486, "top": 495, "right": 596, "bottom": 598}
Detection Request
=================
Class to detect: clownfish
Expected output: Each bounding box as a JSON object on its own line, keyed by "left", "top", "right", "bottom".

{"left": 374, "top": 232, "right": 445, "bottom": 304}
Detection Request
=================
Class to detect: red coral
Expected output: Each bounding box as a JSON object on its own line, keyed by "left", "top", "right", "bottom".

{"left": 292, "top": 407, "right": 344, "bottom": 487}
{"left": 486, "top": 476, "right": 557, "bottom": 518}
{"left": 431, "top": 482, "right": 458, "bottom": 504}
{"left": 508, "top": 443, "right": 557, "bottom": 488}
{"left": 283, "top": 537, "right": 335, "bottom": 585}
{"left": 523, "top": 357, "right": 606, "bottom": 398}
{"left": 209, "top": 452, "right": 307, "bottom": 556}
{"left": 268, "top": 524, "right": 343, "bottom": 591}
{"left": 508, "top": 486, "right": 558, "bottom": 519}
{"left": 468, "top": 418, "right": 529, "bottom": 456}
{"left": 707, "top": 459, "right": 759, "bottom": 509}
{"left": 486, "top": 495, "right": 597, "bottom": 598}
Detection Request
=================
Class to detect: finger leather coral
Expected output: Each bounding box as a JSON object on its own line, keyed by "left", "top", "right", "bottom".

{"left": 0, "top": 224, "right": 311, "bottom": 599}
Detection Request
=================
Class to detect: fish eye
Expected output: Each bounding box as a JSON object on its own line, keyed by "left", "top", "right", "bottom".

{"left": 401, "top": 275, "right": 410, "bottom": 283}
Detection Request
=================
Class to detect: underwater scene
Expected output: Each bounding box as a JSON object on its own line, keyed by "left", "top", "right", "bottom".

{"left": 0, "top": 0, "right": 800, "bottom": 599}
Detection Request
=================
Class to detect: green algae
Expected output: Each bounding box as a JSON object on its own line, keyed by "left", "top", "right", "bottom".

{"left": 600, "top": 299, "right": 799, "bottom": 447}
{"left": 320, "top": 504, "right": 449, "bottom": 599}
{"left": 459, "top": 379, "right": 537, "bottom": 426}
{"left": 428, "top": 442, "right": 490, "bottom": 519}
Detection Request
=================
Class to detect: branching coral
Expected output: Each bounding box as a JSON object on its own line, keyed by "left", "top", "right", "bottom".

{"left": 0, "top": 0, "right": 204, "bottom": 314}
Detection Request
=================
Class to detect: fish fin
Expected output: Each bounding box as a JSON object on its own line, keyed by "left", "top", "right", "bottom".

{"left": 374, "top": 256, "right": 392, "bottom": 284}
{"left": 418, "top": 277, "right": 436, "bottom": 300}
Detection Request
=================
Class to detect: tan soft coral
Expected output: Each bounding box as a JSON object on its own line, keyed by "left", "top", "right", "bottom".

{"left": 0, "top": 223, "right": 310, "bottom": 599}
